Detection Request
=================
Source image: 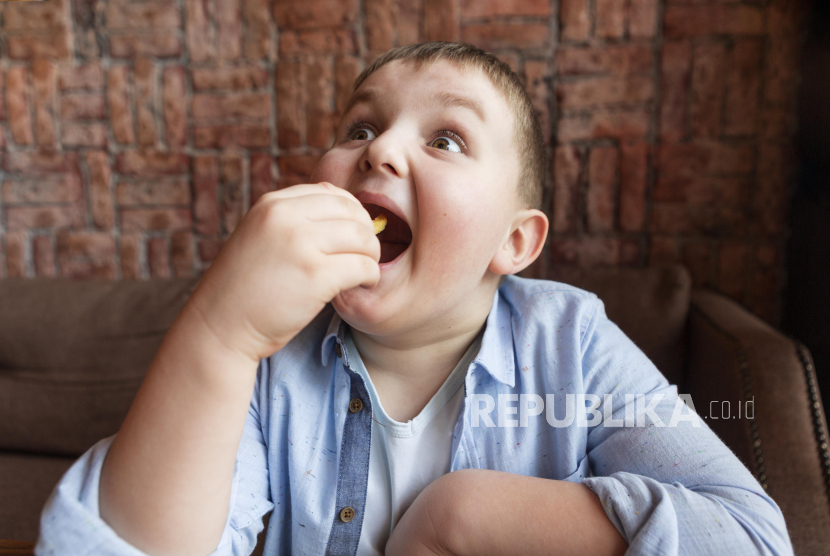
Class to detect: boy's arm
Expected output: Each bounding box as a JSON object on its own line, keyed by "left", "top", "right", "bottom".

{"left": 96, "top": 306, "right": 264, "bottom": 555}
{"left": 386, "top": 469, "right": 627, "bottom": 556}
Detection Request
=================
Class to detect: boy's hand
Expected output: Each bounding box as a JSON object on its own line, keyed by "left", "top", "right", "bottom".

{"left": 185, "top": 182, "right": 381, "bottom": 362}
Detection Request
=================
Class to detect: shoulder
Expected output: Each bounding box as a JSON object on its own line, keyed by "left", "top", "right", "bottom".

{"left": 501, "top": 274, "right": 604, "bottom": 335}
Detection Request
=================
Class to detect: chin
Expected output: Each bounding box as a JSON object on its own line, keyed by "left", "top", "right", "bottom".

{"left": 332, "top": 288, "right": 393, "bottom": 333}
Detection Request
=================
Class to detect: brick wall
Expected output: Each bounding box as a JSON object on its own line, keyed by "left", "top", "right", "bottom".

{"left": 0, "top": 0, "right": 803, "bottom": 324}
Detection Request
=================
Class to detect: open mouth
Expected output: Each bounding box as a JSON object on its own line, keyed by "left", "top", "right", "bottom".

{"left": 363, "top": 203, "right": 412, "bottom": 264}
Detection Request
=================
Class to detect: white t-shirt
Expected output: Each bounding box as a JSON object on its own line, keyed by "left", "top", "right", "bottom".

{"left": 343, "top": 326, "right": 484, "bottom": 556}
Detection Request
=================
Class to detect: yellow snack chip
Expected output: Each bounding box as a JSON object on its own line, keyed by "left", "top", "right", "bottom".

{"left": 373, "top": 213, "right": 387, "bottom": 235}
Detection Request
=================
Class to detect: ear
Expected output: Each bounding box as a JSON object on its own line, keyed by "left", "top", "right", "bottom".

{"left": 488, "top": 209, "right": 549, "bottom": 277}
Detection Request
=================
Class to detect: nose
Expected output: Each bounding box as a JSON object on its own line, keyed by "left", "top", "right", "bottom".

{"left": 358, "top": 130, "right": 409, "bottom": 179}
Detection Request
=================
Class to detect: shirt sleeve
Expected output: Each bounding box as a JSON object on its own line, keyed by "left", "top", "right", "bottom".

{"left": 577, "top": 299, "right": 794, "bottom": 556}
{"left": 35, "top": 358, "right": 275, "bottom": 556}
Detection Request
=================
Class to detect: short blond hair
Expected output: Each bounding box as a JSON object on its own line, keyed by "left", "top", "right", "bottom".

{"left": 350, "top": 41, "right": 547, "bottom": 213}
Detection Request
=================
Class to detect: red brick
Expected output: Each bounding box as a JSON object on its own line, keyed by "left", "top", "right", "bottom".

{"left": 558, "top": 109, "right": 650, "bottom": 142}
{"left": 619, "top": 142, "right": 648, "bottom": 232}
{"left": 198, "top": 238, "right": 225, "bottom": 263}
{"left": 649, "top": 203, "right": 689, "bottom": 234}
{"left": 172, "top": 231, "right": 195, "bottom": 278}
{"left": 121, "top": 208, "right": 192, "bottom": 231}
{"left": 5, "top": 0, "right": 69, "bottom": 31}
{"left": 724, "top": 40, "right": 762, "bottom": 136}
{"left": 754, "top": 145, "right": 791, "bottom": 236}
{"left": 191, "top": 93, "right": 271, "bottom": 120}
{"left": 221, "top": 170, "right": 244, "bottom": 234}
{"left": 587, "top": 147, "right": 618, "bottom": 232}
{"left": 552, "top": 146, "right": 581, "bottom": 233}
{"left": 276, "top": 155, "right": 319, "bottom": 189}
{"left": 57, "top": 231, "right": 117, "bottom": 279}
{"left": 4, "top": 233, "right": 28, "bottom": 278}
{"left": 86, "top": 151, "right": 115, "bottom": 230}
{"left": 557, "top": 75, "right": 653, "bottom": 110}
{"left": 664, "top": 6, "right": 764, "bottom": 39}
{"left": 555, "top": 45, "right": 652, "bottom": 76}
{"left": 109, "top": 34, "right": 181, "bottom": 58}
{"left": 62, "top": 123, "right": 108, "bottom": 148}
{"left": 119, "top": 233, "right": 142, "bottom": 279}
{"left": 423, "top": 0, "right": 460, "bottom": 42}
{"left": 60, "top": 93, "right": 106, "bottom": 121}
{"left": 193, "top": 125, "right": 271, "bottom": 149}
{"left": 2, "top": 175, "right": 82, "bottom": 204}
{"left": 460, "top": 0, "right": 549, "bottom": 18}
{"left": 58, "top": 63, "right": 104, "bottom": 91}
{"left": 6, "top": 206, "right": 85, "bottom": 230}
{"left": 307, "top": 59, "right": 335, "bottom": 149}
{"left": 147, "top": 237, "right": 171, "bottom": 278}
{"left": 273, "top": 0, "right": 360, "bottom": 29}
{"left": 397, "top": 0, "right": 420, "bottom": 45}
{"left": 659, "top": 41, "right": 691, "bottom": 141}
{"left": 461, "top": 23, "right": 547, "bottom": 51}
{"left": 682, "top": 240, "right": 714, "bottom": 287}
{"left": 117, "top": 178, "right": 191, "bottom": 206}
{"left": 193, "top": 156, "right": 221, "bottom": 234}
{"left": 280, "top": 29, "right": 357, "bottom": 56}
{"left": 718, "top": 241, "right": 747, "bottom": 299}
{"left": 163, "top": 67, "right": 187, "bottom": 148}
{"left": 191, "top": 67, "right": 269, "bottom": 91}
{"left": 33, "top": 235, "right": 57, "bottom": 277}
{"left": 550, "top": 238, "right": 638, "bottom": 268}
{"left": 108, "top": 67, "right": 136, "bottom": 144}
{"left": 595, "top": 0, "right": 625, "bottom": 39}
{"left": 628, "top": 0, "right": 657, "bottom": 38}
{"left": 656, "top": 142, "right": 753, "bottom": 184}
{"left": 276, "top": 61, "right": 305, "bottom": 148}
{"left": 4, "top": 151, "right": 79, "bottom": 174}
{"left": 250, "top": 153, "right": 275, "bottom": 205}
{"left": 691, "top": 42, "right": 727, "bottom": 138}
{"left": 6, "top": 67, "right": 34, "bottom": 145}
{"left": 244, "top": 0, "right": 273, "bottom": 60}
{"left": 105, "top": 0, "right": 180, "bottom": 30}
{"left": 524, "top": 60, "right": 551, "bottom": 143}
{"left": 559, "top": 0, "right": 589, "bottom": 42}
{"left": 365, "top": 0, "right": 396, "bottom": 52}
{"left": 32, "top": 59, "right": 56, "bottom": 147}
{"left": 186, "top": 0, "right": 216, "bottom": 63}
{"left": 117, "top": 151, "right": 189, "bottom": 176}
{"left": 221, "top": 155, "right": 244, "bottom": 184}
{"left": 134, "top": 58, "right": 157, "bottom": 147}
{"left": 7, "top": 32, "right": 71, "bottom": 60}
{"left": 216, "top": 0, "right": 243, "bottom": 60}
{"left": 761, "top": 107, "right": 794, "bottom": 140}
{"left": 335, "top": 56, "right": 361, "bottom": 117}
{"left": 648, "top": 235, "right": 679, "bottom": 266}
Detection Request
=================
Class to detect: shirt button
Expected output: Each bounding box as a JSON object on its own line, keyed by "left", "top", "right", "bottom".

{"left": 336, "top": 344, "right": 343, "bottom": 358}
{"left": 339, "top": 506, "right": 356, "bottom": 522}
{"left": 349, "top": 398, "right": 363, "bottom": 413}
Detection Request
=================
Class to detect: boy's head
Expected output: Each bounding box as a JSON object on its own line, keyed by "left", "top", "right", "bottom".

{"left": 310, "top": 41, "right": 549, "bottom": 337}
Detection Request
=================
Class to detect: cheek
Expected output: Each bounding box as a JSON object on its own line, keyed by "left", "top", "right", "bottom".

{"left": 310, "top": 151, "right": 352, "bottom": 185}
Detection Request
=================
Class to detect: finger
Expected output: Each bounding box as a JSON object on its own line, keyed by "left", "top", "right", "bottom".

{"left": 327, "top": 253, "right": 381, "bottom": 291}
{"left": 286, "top": 193, "right": 374, "bottom": 231}
{"left": 270, "top": 182, "right": 363, "bottom": 208}
{"left": 313, "top": 220, "right": 381, "bottom": 262}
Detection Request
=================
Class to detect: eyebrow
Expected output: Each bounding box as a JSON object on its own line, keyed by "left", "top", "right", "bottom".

{"left": 341, "top": 89, "right": 487, "bottom": 124}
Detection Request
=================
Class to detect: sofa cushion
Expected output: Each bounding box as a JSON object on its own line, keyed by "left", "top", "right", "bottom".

{"left": 546, "top": 264, "right": 691, "bottom": 386}
{"left": 0, "top": 277, "right": 200, "bottom": 456}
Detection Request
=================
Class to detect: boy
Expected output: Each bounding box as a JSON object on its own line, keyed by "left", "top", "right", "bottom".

{"left": 36, "top": 42, "right": 793, "bottom": 556}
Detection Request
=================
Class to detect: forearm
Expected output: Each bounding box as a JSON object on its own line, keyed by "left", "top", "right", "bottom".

{"left": 99, "top": 302, "right": 262, "bottom": 556}
{"left": 399, "top": 469, "right": 628, "bottom": 556}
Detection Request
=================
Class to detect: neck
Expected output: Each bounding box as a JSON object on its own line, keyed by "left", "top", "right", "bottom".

{"left": 348, "top": 289, "right": 494, "bottom": 422}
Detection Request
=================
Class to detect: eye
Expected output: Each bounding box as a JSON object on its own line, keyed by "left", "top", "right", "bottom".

{"left": 348, "top": 126, "right": 376, "bottom": 141}
{"left": 429, "top": 135, "right": 462, "bottom": 153}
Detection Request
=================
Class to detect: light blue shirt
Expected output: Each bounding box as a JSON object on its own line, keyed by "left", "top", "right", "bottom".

{"left": 36, "top": 275, "right": 794, "bottom": 555}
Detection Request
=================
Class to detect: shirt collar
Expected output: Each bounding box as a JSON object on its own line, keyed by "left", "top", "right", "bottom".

{"left": 320, "top": 284, "right": 516, "bottom": 387}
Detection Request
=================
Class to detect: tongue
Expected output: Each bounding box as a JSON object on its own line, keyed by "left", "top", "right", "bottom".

{"left": 380, "top": 242, "right": 407, "bottom": 264}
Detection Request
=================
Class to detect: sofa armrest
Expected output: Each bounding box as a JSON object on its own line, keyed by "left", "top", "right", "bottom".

{"left": 0, "top": 540, "right": 34, "bottom": 555}
{"left": 686, "top": 289, "right": 830, "bottom": 556}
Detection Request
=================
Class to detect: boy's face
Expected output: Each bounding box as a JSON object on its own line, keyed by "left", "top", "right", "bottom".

{"left": 311, "top": 59, "right": 523, "bottom": 336}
